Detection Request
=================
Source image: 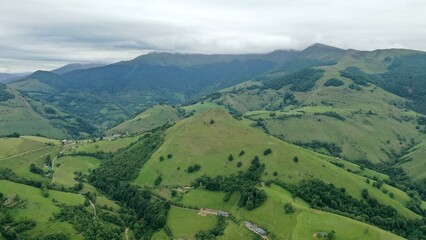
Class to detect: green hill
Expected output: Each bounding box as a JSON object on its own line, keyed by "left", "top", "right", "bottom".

{"left": 135, "top": 109, "right": 418, "bottom": 219}
{"left": 131, "top": 109, "right": 418, "bottom": 239}
{"left": 200, "top": 62, "right": 424, "bottom": 164}
{"left": 107, "top": 104, "right": 184, "bottom": 135}
{"left": 0, "top": 83, "right": 95, "bottom": 138}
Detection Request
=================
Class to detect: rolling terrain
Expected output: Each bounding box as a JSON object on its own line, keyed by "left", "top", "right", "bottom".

{"left": 1, "top": 44, "right": 426, "bottom": 239}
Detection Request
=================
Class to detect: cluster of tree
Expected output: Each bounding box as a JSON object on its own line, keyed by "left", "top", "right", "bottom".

{"left": 418, "top": 116, "right": 426, "bottom": 125}
{"left": 355, "top": 158, "right": 426, "bottom": 211}
{"left": 0, "top": 83, "right": 15, "bottom": 102}
{"left": 88, "top": 128, "right": 170, "bottom": 239}
{"left": 2, "top": 132, "right": 20, "bottom": 138}
{"left": 264, "top": 68, "right": 324, "bottom": 92}
{"left": 282, "top": 92, "right": 299, "bottom": 105}
{"left": 0, "top": 211, "right": 36, "bottom": 240}
{"left": 293, "top": 140, "right": 342, "bottom": 157}
{"left": 187, "top": 164, "right": 201, "bottom": 173}
{"left": 314, "top": 112, "right": 346, "bottom": 121}
{"left": 29, "top": 163, "right": 44, "bottom": 175}
{"left": 193, "top": 156, "right": 267, "bottom": 210}
{"left": 339, "top": 67, "right": 372, "bottom": 86}
{"left": 54, "top": 205, "right": 122, "bottom": 240}
{"left": 195, "top": 216, "right": 227, "bottom": 240}
{"left": 293, "top": 179, "right": 426, "bottom": 239}
{"left": 284, "top": 202, "right": 295, "bottom": 214}
{"left": 323, "top": 78, "right": 344, "bottom": 87}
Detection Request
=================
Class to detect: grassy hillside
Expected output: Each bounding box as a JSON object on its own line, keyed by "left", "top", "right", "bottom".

{"left": 203, "top": 62, "right": 422, "bottom": 163}
{"left": 66, "top": 135, "right": 141, "bottom": 154}
{"left": 0, "top": 136, "right": 61, "bottom": 183}
{"left": 54, "top": 156, "right": 101, "bottom": 187}
{"left": 107, "top": 104, "right": 184, "bottom": 135}
{"left": 0, "top": 83, "right": 96, "bottom": 138}
{"left": 0, "top": 180, "right": 85, "bottom": 239}
{"left": 0, "top": 86, "right": 69, "bottom": 139}
{"left": 135, "top": 109, "right": 418, "bottom": 219}
{"left": 163, "top": 185, "right": 404, "bottom": 240}
{"left": 398, "top": 135, "right": 426, "bottom": 179}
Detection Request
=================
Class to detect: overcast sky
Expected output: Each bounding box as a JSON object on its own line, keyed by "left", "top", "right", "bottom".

{"left": 1, "top": 0, "right": 426, "bottom": 73}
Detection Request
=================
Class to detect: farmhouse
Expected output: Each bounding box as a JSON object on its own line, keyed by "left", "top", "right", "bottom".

{"left": 244, "top": 221, "right": 267, "bottom": 235}
{"left": 315, "top": 231, "right": 328, "bottom": 238}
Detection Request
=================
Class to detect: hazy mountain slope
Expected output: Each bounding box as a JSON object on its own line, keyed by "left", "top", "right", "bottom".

{"left": 106, "top": 104, "right": 185, "bottom": 135}
{"left": 51, "top": 63, "right": 105, "bottom": 74}
{"left": 0, "top": 83, "right": 95, "bottom": 138}
{"left": 196, "top": 48, "right": 426, "bottom": 163}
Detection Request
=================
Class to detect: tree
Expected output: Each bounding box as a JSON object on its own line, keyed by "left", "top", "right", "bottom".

{"left": 284, "top": 203, "right": 295, "bottom": 214}
{"left": 293, "top": 156, "right": 299, "bottom": 163}
{"left": 263, "top": 148, "right": 272, "bottom": 156}
{"left": 154, "top": 175, "right": 163, "bottom": 186}
{"left": 237, "top": 162, "right": 242, "bottom": 168}
{"left": 239, "top": 150, "right": 245, "bottom": 156}
{"left": 327, "top": 230, "right": 336, "bottom": 240}
{"left": 361, "top": 189, "right": 369, "bottom": 199}
{"left": 228, "top": 154, "right": 234, "bottom": 161}
{"left": 45, "top": 155, "right": 52, "bottom": 167}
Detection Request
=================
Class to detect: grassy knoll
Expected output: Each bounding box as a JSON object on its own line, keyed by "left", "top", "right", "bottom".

{"left": 167, "top": 206, "right": 217, "bottom": 239}
{"left": 183, "top": 101, "right": 224, "bottom": 113}
{"left": 107, "top": 104, "right": 183, "bottom": 135}
{"left": 0, "top": 180, "right": 85, "bottom": 238}
{"left": 179, "top": 189, "right": 241, "bottom": 211}
{"left": 54, "top": 156, "right": 101, "bottom": 187}
{"left": 135, "top": 109, "right": 418, "bottom": 219}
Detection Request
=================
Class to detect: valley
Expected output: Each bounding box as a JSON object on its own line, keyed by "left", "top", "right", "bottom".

{"left": 1, "top": 44, "right": 426, "bottom": 240}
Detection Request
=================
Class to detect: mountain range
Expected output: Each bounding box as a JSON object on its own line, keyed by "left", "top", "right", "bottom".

{"left": 1, "top": 43, "right": 426, "bottom": 239}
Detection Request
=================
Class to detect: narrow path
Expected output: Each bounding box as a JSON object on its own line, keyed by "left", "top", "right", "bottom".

{"left": 88, "top": 199, "right": 96, "bottom": 220}
{"left": 0, "top": 146, "right": 53, "bottom": 161}
{"left": 125, "top": 227, "right": 129, "bottom": 240}
{"left": 51, "top": 145, "right": 73, "bottom": 185}
{"left": 11, "top": 149, "right": 58, "bottom": 170}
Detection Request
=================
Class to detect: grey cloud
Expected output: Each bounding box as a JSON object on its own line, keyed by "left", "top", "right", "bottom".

{"left": 0, "top": 0, "right": 425, "bottom": 72}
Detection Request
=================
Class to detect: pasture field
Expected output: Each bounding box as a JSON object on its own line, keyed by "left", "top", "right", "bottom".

{"left": 135, "top": 109, "right": 419, "bottom": 219}
{"left": 107, "top": 104, "right": 182, "bottom": 135}
{"left": 0, "top": 180, "right": 85, "bottom": 238}
{"left": 167, "top": 206, "right": 217, "bottom": 239}
{"left": 69, "top": 135, "right": 141, "bottom": 154}
{"left": 54, "top": 156, "right": 101, "bottom": 187}
{"left": 173, "top": 184, "right": 404, "bottom": 240}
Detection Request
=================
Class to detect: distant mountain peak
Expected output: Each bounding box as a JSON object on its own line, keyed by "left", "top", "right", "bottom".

{"left": 303, "top": 43, "right": 344, "bottom": 52}
{"left": 52, "top": 63, "right": 105, "bottom": 74}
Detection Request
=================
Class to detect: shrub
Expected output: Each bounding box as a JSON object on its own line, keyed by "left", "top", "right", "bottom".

{"left": 154, "top": 176, "right": 163, "bottom": 186}
{"left": 284, "top": 203, "right": 295, "bottom": 214}
{"left": 263, "top": 148, "right": 272, "bottom": 156}
{"left": 239, "top": 150, "right": 245, "bottom": 156}
{"left": 237, "top": 161, "right": 242, "bottom": 168}
{"left": 324, "top": 78, "right": 344, "bottom": 87}
{"left": 293, "top": 156, "right": 299, "bottom": 163}
{"left": 187, "top": 164, "right": 201, "bottom": 173}
{"left": 228, "top": 154, "right": 234, "bottom": 161}
{"left": 159, "top": 156, "right": 164, "bottom": 161}
{"left": 167, "top": 154, "right": 173, "bottom": 159}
